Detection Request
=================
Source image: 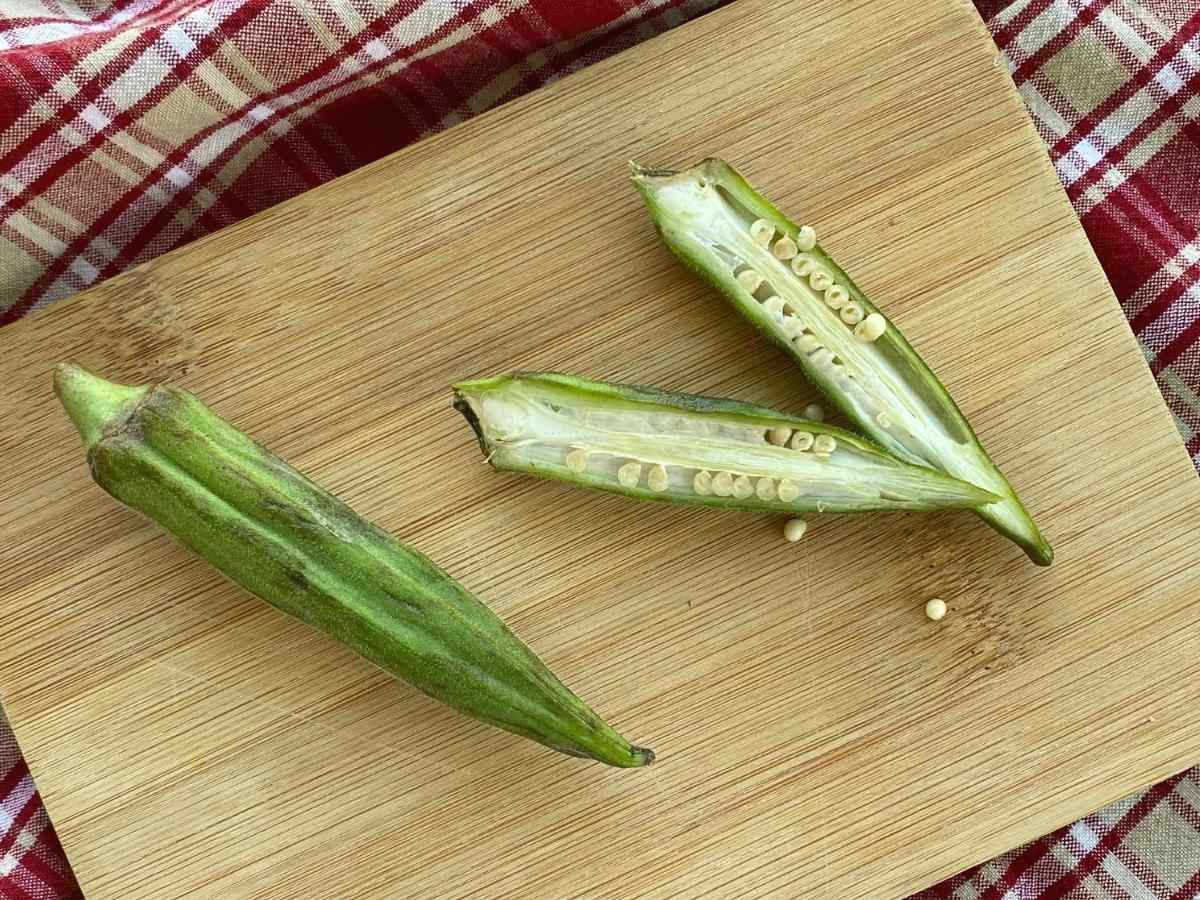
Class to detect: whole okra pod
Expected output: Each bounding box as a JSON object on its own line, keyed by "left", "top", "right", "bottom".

{"left": 54, "top": 364, "right": 653, "bottom": 768}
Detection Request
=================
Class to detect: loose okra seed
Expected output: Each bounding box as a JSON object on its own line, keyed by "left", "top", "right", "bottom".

{"left": 777, "top": 479, "right": 801, "bottom": 502}
{"left": 732, "top": 475, "right": 754, "bottom": 499}
{"left": 772, "top": 236, "right": 798, "bottom": 260}
{"left": 810, "top": 269, "right": 833, "bottom": 291}
{"left": 736, "top": 269, "right": 765, "bottom": 293}
{"left": 925, "top": 597, "right": 947, "bottom": 621}
{"left": 694, "top": 470, "right": 713, "bottom": 495}
{"left": 825, "top": 285, "right": 849, "bottom": 310}
{"left": 648, "top": 464, "right": 670, "bottom": 492}
{"left": 617, "top": 462, "right": 642, "bottom": 488}
{"left": 840, "top": 301, "right": 864, "bottom": 324}
{"left": 795, "top": 225, "right": 817, "bottom": 251}
{"left": 789, "top": 430, "right": 814, "bottom": 451}
{"left": 783, "top": 518, "right": 809, "bottom": 542}
{"left": 750, "top": 219, "right": 775, "bottom": 247}
{"left": 813, "top": 434, "right": 837, "bottom": 455}
{"left": 790, "top": 255, "right": 816, "bottom": 277}
{"left": 804, "top": 403, "right": 825, "bottom": 421}
{"left": 854, "top": 312, "right": 887, "bottom": 342}
{"left": 565, "top": 449, "right": 588, "bottom": 473}
{"left": 756, "top": 477, "right": 777, "bottom": 501}
{"left": 766, "top": 425, "right": 792, "bottom": 446}
{"left": 712, "top": 471, "right": 734, "bottom": 496}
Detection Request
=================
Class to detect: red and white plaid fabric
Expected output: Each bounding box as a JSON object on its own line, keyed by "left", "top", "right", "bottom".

{"left": 1, "top": 0, "right": 1197, "bottom": 897}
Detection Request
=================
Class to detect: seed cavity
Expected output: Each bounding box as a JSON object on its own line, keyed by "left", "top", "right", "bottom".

{"left": 617, "top": 462, "right": 642, "bottom": 488}
{"left": 712, "top": 471, "right": 734, "bottom": 496}
{"left": 694, "top": 470, "right": 713, "bottom": 495}
{"left": 810, "top": 269, "right": 832, "bottom": 291}
{"left": 750, "top": 219, "right": 775, "bottom": 247}
{"left": 804, "top": 403, "right": 825, "bottom": 421}
{"left": 783, "top": 518, "right": 809, "bottom": 542}
{"left": 824, "top": 285, "right": 849, "bottom": 310}
{"left": 755, "top": 477, "right": 777, "bottom": 501}
{"left": 789, "top": 430, "right": 814, "bottom": 451}
{"left": 736, "top": 269, "right": 764, "bottom": 293}
{"left": 766, "top": 425, "right": 792, "bottom": 446}
{"left": 777, "top": 479, "right": 801, "bottom": 502}
{"left": 855, "top": 312, "right": 887, "bottom": 342}
{"left": 565, "top": 449, "right": 589, "bottom": 473}
{"left": 813, "top": 434, "right": 837, "bottom": 455}
{"left": 795, "top": 225, "right": 817, "bottom": 251}
{"left": 732, "top": 475, "right": 754, "bottom": 499}
{"left": 647, "top": 464, "right": 669, "bottom": 492}
{"left": 772, "top": 236, "right": 798, "bottom": 259}
{"left": 839, "top": 301, "right": 864, "bottom": 324}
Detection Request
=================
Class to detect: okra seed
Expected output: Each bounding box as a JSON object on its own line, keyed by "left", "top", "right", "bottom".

{"left": 782, "top": 316, "right": 806, "bottom": 337}
{"left": 777, "top": 479, "right": 801, "bottom": 502}
{"left": 766, "top": 425, "right": 792, "bottom": 446}
{"left": 756, "top": 477, "right": 777, "bottom": 500}
{"left": 750, "top": 219, "right": 775, "bottom": 247}
{"left": 732, "top": 475, "right": 754, "bottom": 499}
{"left": 876, "top": 412, "right": 892, "bottom": 428}
{"left": 772, "top": 236, "right": 798, "bottom": 260}
{"left": 840, "top": 301, "right": 864, "bottom": 324}
{"left": 694, "top": 470, "right": 713, "bottom": 495}
{"left": 810, "top": 269, "right": 833, "bottom": 291}
{"left": 736, "top": 269, "right": 764, "bottom": 293}
{"left": 811, "top": 347, "right": 836, "bottom": 369}
{"left": 617, "top": 462, "right": 642, "bottom": 488}
{"left": 796, "top": 225, "right": 817, "bottom": 251}
{"left": 812, "top": 434, "right": 837, "bottom": 455}
{"left": 790, "top": 255, "right": 816, "bottom": 277}
{"left": 804, "top": 403, "right": 825, "bottom": 421}
{"left": 648, "top": 464, "right": 670, "bottom": 492}
{"left": 712, "top": 471, "right": 734, "bottom": 496}
{"left": 790, "top": 430, "right": 815, "bottom": 451}
{"left": 783, "top": 518, "right": 809, "bottom": 542}
{"left": 925, "top": 598, "right": 947, "bottom": 621}
{"left": 855, "top": 312, "right": 887, "bottom": 342}
{"left": 565, "top": 449, "right": 588, "bottom": 473}
{"left": 763, "top": 296, "right": 785, "bottom": 319}
{"left": 795, "top": 333, "right": 821, "bottom": 353}
{"left": 825, "top": 285, "right": 849, "bottom": 310}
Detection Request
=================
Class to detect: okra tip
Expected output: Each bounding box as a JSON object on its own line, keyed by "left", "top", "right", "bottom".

{"left": 53, "top": 363, "right": 149, "bottom": 451}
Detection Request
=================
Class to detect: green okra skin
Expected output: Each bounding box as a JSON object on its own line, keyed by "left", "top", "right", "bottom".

{"left": 453, "top": 372, "right": 998, "bottom": 514}
{"left": 631, "top": 158, "right": 1053, "bottom": 565}
{"left": 54, "top": 364, "right": 653, "bottom": 768}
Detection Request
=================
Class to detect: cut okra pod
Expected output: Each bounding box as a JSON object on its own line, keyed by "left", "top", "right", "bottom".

{"left": 453, "top": 372, "right": 997, "bottom": 514}
{"left": 55, "top": 364, "right": 653, "bottom": 768}
{"left": 631, "top": 158, "right": 1052, "bottom": 565}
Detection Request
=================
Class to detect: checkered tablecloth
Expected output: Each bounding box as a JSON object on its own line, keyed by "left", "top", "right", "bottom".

{"left": 2, "top": 1, "right": 1197, "bottom": 897}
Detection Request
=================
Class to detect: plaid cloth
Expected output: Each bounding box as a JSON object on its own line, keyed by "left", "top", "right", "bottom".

{"left": 1, "top": 0, "right": 1197, "bottom": 897}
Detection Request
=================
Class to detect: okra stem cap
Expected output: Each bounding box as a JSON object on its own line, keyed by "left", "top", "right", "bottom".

{"left": 53, "top": 364, "right": 149, "bottom": 451}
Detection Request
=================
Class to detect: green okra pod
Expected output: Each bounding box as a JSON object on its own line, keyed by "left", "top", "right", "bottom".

{"left": 454, "top": 372, "right": 997, "bottom": 514}
{"left": 631, "top": 158, "right": 1052, "bottom": 565}
{"left": 55, "top": 364, "right": 652, "bottom": 768}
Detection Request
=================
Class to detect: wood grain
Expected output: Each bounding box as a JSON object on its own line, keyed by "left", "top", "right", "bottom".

{"left": 2, "top": 0, "right": 1199, "bottom": 896}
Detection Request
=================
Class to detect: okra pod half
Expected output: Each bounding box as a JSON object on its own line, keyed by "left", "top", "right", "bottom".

{"left": 453, "top": 372, "right": 997, "bottom": 514}
{"left": 54, "top": 365, "right": 653, "bottom": 768}
{"left": 631, "top": 159, "right": 1052, "bottom": 565}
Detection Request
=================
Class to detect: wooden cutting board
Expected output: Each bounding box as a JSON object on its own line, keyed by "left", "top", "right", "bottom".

{"left": 3, "top": 0, "right": 1199, "bottom": 896}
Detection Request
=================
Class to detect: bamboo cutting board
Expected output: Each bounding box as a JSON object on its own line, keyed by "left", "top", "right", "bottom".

{"left": 3, "top": 0, "right": 1200, "bottom": 896}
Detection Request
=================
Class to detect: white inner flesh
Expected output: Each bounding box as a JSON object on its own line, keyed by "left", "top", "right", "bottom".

{"left": 647, "top": 174, "right": 1027, "bottom": 535}
{"left": 465, "top": 383, "right": 977, "bottom": 510}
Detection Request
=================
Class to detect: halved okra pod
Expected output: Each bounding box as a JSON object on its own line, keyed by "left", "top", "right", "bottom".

{"left": 55, "top": 364, "right": 652, "bottom": 768}
{"left": 631, "top": 159, "right": 1052, "bottom": 565}
{"left": 454, "top": 372, "right": 997, "bottom": 514}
